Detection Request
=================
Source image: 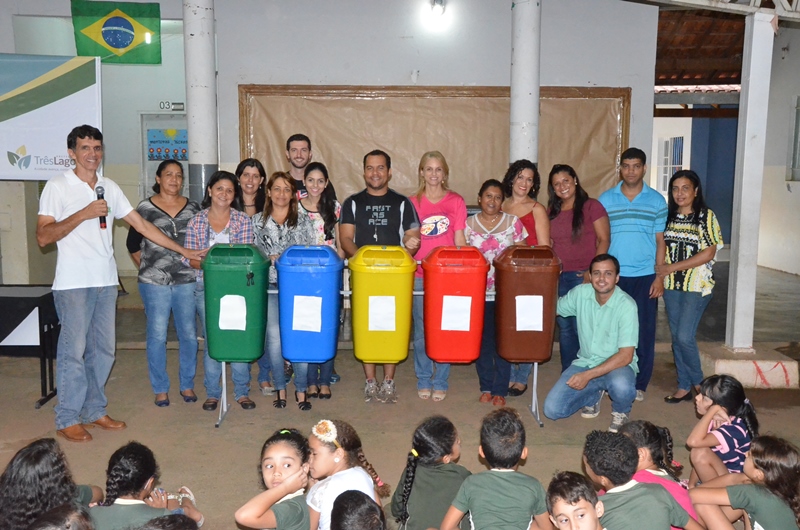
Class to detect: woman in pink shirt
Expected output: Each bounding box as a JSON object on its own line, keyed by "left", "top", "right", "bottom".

{"left": 410, "top": 151, "right": 467, "bottom": 402}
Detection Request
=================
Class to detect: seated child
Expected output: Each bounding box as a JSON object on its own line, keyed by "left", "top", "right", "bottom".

{"left": 582, "top": 430, "right": 702, "bottom": 530}
{"left": 618, "top": 420, "right": 699, "bottom": 528}
{"left": 440, "top": 407, "right": 553, "bottom": 530}
{"left": 391, "top": 415, "right": 470, "bottom": 530}
{"left": 90, "top": 442, "right": 203, "bottom": 530}
{"left": 546, "top": 471, "right": 604, "bottom": 530}
{"left": 131, "top": 514, "right": 199, "bottom": 530}
{"left": 331, "top": 490, "right": 386, "bottom": 530}
{"left": 26, "top": 502, "right": 94, "bottom": 530}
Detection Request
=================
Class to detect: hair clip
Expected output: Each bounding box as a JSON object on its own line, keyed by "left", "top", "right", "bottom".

{"left": 744, "top": 398, "right": 750, "bottom": 405}
{"left": 376, "top": 479, "right": 385, "bottom": 487}
{"left": 411, "top": 448, "right": 419, "bottom": 457}
{"left": 312, "top": 420, "right": 341, "bottom": 448}
{"left": 280, "top": 429, "right": 291, "bottom": 434}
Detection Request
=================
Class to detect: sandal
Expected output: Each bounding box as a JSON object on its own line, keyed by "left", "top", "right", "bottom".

{"left": 418, "top": 388, "right": 431, "bottom": 400}
{"left": 295, "top": 391, "right": 312, "bottom": 411}
{"left": 479, "top": 392, "right": 492, "bottom": 403}
{"left": 432, "top": 390, "right": 447, "bottom": 402}
{"left": 273, "top": 390, "right": 287, "bottom": 409}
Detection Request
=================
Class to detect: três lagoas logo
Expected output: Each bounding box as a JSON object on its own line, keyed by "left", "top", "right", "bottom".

{"left": 7, "top": 146, "right": 32, "bottom": 170}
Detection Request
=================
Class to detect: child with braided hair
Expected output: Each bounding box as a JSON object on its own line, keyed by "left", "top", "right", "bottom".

{"left": 235, "top": 428, "right": 311, "bottom": 530}
{"left": 90, "top": 442, "right": 203, "bottom": 530}
{"left": 390, "top": 416, "right": 470, "bottom": 530}
{"left": 619, "top": 420, "right": 699, "bottom": 529}
{"left": 307, "top": 419, "right": 390, "bottom": 530}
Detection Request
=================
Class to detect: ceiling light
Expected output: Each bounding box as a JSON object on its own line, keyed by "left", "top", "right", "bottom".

{"left": 431, "top": 0, "right": 445, "bottom": 16}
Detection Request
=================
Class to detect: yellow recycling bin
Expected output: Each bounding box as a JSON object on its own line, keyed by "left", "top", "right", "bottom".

{"left": 348, "top": 245, "right": 417, "bottom": 363}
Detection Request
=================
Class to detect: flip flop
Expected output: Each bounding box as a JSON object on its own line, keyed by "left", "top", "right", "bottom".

{"left": 432, "top": 390, "right": 447, "bottom": 402}
{"left": 418, "top": 389, "right": 431, "bottom": 400}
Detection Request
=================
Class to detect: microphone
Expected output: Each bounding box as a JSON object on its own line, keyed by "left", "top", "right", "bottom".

{"left": 96, "top": 186, "right": 107, "bottom": 230}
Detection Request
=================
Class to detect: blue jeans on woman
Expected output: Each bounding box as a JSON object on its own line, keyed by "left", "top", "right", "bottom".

{"left": 195, "top": 281, "right": 252, "bottom": 401}
{"left": 140, "top": 282, "right": 198, "bottom": 394}
{"left": 663, "top": 289, "right": 712, "bottom": 392}
{"left": 308, "top": 360, "right": 334, "bottom": 388}
{"left": 413, "top": 277, "right": 450, "bottom": 391}
{"left": 557, "top": 270, "right": 586, "bottom": 371}
{"left": 476, "top": 301, "right": 510, "bottom": 396}
{"left": 256, "top": 286, "right": 308, "bottom": 393}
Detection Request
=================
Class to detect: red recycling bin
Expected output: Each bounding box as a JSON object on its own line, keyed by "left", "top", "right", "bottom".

{"left": 422, "top": 246, "right": 490, "bottom": 363}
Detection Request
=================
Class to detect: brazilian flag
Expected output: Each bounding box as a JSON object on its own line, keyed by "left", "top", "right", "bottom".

{"left": 71, "top": 0, "right": 161, "bottom": 64}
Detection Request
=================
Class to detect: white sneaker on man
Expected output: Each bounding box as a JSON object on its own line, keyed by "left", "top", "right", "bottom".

{"left": 635, "top": 390, "right": 645, "bottom": 402}
{"left": 609, "top": 412, "right": 629, "bottom": 433}
{"left": 581, "top": 390, "right": 605, "bottom": 419}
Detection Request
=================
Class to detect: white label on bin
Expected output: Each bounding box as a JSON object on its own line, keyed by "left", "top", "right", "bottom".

{"left": 293, "top": 295, "right": 322, "bottom": 332}
{"left": 441, "top": 296, "right": 471, "bottom": 331}
{"left": 368, "top": 296, "right": 396, "bottom": 331}
{"left": 219, "top": 295, "right": 247, "bottom": 331}
{"left": 515, "top": 295, "right": 543, "bottom": 331}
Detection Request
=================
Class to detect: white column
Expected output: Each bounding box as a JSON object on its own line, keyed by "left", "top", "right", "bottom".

{"left": 509, "top": 0, "right": 541, "bottom": 163}
{"left": 726, "top": 13, "right": 775, "bottom": 352}
{"left": 183, "top": 0, "right": 218, "bottom": 202}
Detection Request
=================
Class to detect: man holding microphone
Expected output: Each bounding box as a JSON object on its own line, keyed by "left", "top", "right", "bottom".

{"left": 37, "top": 125, "right": 202, "bottom": 442}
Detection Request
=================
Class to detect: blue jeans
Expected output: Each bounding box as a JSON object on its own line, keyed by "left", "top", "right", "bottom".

{"left": 476, "top": 301, "right": 510, "bottom": 396}
{"left": 509, "top": 363, "right": 532, "bottom": 385}
{"left": 195, "top": 282, "right": 252, "bottom": 401}
{"left": 53, "top": 286, "right": 117, "bottom": 430}
{"left": 139, "top": 282, "right": 198, "bottom": 394}
{"left": 308, "top": 360, "right": 334, "bottom": 387}
{"left": 617, "top": 274, "right": 658, "bottom": 392}
{"left": 663, "top": 289, "right": 712, "bottom": 391}
{"left": 413, "top": 277, "right": 450, "bottom": 391}
{"left": 256, "top": 287, "right": 308, "bottom": 393}
{"left": 543, "top": 363, "right": 637, "bottom": 419}
{"left": 557, "top": 270, "right": 585, "bottom": 372}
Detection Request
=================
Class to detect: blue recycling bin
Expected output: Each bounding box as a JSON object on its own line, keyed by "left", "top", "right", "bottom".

{"left": 275, "top": 245, "right": 344, "bottom": 363}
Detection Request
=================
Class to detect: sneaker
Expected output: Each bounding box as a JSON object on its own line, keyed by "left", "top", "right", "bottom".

{"left": 609, "top": 412, "right": 629, "bottom": 433}
{"left": 378, "top": 379, "right": 397, "bottom": 404}
{"left": 364, "top": 379, "right": 379, "bottom": 403}
{"left": 330, "top": 371, "right": 341, "bottom": 384}
{"left": 635, "top": 390, "right": 645, "bottom": 402}
{"left": 581, "top": 390, "right": 604, "bottom": 418}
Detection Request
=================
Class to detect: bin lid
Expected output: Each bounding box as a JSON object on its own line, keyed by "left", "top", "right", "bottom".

{"left": 493, "top": 246, "right": 562, "bottom": 271}
{"left": 276, "top": 245, "right": 344, "bottom": 272}
{"left": 202, "top": 244, "right": 269, "bottom": 268}
{"left": 348, "top": 245, "right": 417, "bottom": 273}
{"left": 421, "top": 246, "right": 490, "bottom": 272}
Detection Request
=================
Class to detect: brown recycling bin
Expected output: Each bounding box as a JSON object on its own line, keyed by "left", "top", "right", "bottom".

{"left": 494, "top": 246, "right": 562, "bottom": 363}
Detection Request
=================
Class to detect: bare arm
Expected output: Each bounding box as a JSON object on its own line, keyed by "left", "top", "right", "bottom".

{"left": 235, "top": 466, "right": 308, "bottom": 528}
{"left": 531, "top": 511, "right": 555, "bottom": 530}
{"left": 650, "top": 232, "right": 666, "bottom": 298}
{"left": 594, "top": 215, "right": 610, "bottom": 255}
{"left": 403, "top": 227, "right": 421, "bottom": 255}
{"left": 339, "top": 223, "right": 358, "bottom": 258}
{"left": 532, "top": 203, "right": 550, "bottom": 246}
{"left": 656, "top": 245, "right": 716, "bottom": 277}
{"left": 454, "top": 229, "right": 467, "bottom": 247}
{"left": 36, "top": 199, "right": 108, "bottom": 247}
{"left": 130, "top": 251, "right": 141, "bottom": 268}
{"left": 687, "top": 404, "right": 728, "bottom": 448}
{"left": 334, "top": 224, "right": 345, "bottom": 259}
{"left": 309, "top": 507, "right": 321, "bottom": 530}
{"left": 124, "top": 210, "right": 202, "bottom": 261}
{"left": 566, "top": 347, "right": 634, "bottom": 391}
{"left": 683, "top": 518, "right": 706, "bottom": 530}
{"left": 439, "top": 505, "right": 465, "bottom": 530}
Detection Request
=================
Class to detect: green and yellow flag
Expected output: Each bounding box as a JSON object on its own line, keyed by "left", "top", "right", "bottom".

{"left": 71, "top": 0, "right": 161, "bottom": 64}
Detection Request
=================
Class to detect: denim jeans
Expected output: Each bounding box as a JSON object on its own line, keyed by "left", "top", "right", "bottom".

{"left": 663, "top": 289, "right": 712, "bottom": 391}
{"left": 308, "top": 359, "right": 334, "bottom": 387}
{"left": 617, "top": 274, "right": 658, "bottom": 392}
{"left": 53, "top": 286, "right": 117, "bottom": 430}
{"left": 476, "top": 301, "right": 510, "bottom": 396}
{"left": 413, "top": 277, "right": 450, "bottom": 391}
{"left": 557, "top": 270, "right": 585, "bottom": 372}
{"left": 195, "top": 282, "right": 252, "bottom": 401}
{"left": 543, "top": 363, "right": 637, "bottom": 420}
{"left": 256, "top": 287, "right": 308, "bottom": 393}
{"left": 509, "top": 363, "right": 532, "bottom": 385}
{"left": 139, "top": 282, "right": 198, "bottom": 394}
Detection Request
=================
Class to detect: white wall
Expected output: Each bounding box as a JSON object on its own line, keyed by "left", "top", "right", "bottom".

{"left": 216, "top": 0, "right": 658, "bottom": 166}
{"left": 758, "top": 25, "right": 800, "bottom": 275}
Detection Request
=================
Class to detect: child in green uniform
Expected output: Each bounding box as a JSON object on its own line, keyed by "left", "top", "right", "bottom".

{"left": 689, "top": 435, "right": 800, "bottom": 529}
{"left": 391, "top": 415, "right": 471, "bottom": 530}
{"left": 582, "top": 431, "right": 702, "bottom": 530}
{"left": 440, "top": 407, "right": 553, "bottom": 530}
{"left": 546, "top": 471, "right": 605, "bottom": 530}
{"left": 235, "top": 428, "right": 312, "bottom": 530}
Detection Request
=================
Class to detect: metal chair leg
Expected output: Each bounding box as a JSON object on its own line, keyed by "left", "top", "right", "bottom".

{"left": 530, "top": 362, "right": 543, "bottom": 427}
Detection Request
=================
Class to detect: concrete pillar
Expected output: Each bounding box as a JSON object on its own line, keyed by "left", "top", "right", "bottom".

{"left": 509, "top": 0, "right": 541, "bottom": 164}
{"left": 183, "top": 0, "right": 218, "bottom": 203}
{"left": 726, "top": 13, "right": 775, "bottom": 352}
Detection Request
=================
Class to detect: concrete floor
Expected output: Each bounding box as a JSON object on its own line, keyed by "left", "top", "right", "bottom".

{"left": 1, "top": 265, "right": 798, "bottom": 529}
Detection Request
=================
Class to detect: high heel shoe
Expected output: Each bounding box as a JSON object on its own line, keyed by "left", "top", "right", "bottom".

{"left": 295, "top": 391, "right": 312, "bottom": 411}
{"left": 273, "top": 390, "right": 287, "bottom": 409}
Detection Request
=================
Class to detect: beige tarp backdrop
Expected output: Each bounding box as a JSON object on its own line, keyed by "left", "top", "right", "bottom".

{"left": 239, "top": 86, "right": 630, "bottom": 205}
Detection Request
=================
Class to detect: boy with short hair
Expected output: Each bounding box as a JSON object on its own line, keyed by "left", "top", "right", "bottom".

{"left": 440, "top": 408, "right": 553, "bottom": 530}
{"left": 546, "top": 471, "right": 605, "bottom": 530}
{"left": 582, "top": 431, "right": 703, "bottom": 530}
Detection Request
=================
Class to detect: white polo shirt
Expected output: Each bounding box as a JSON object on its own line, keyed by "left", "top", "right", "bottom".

{"left": 38, "top": 171, "right": 133, "bottom": 290}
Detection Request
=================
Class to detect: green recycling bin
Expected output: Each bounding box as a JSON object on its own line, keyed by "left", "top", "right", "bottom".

{"left": 202, "top": 244, "right": 269, "bottom": 363}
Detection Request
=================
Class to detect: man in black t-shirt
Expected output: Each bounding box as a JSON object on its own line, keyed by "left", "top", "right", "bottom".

{"left": 340, "top": 149, "right": 421, "bottom": 404}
